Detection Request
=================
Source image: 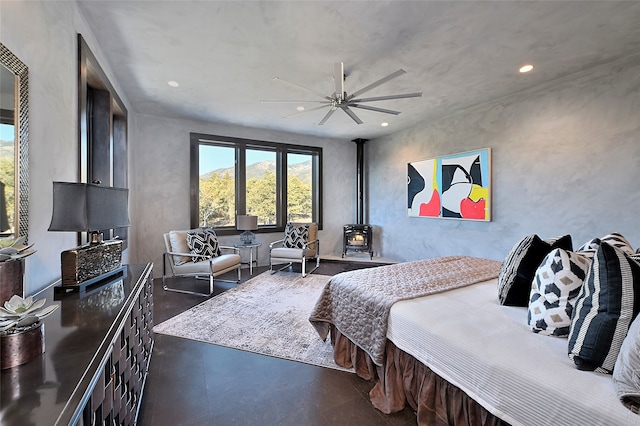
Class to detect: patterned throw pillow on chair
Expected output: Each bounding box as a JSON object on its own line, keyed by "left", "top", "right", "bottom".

{"left": 284, "top": 224, "right": 309, "bottom": 249}
{"left": 186, "top": 228, "right": 221, "bottom": 262}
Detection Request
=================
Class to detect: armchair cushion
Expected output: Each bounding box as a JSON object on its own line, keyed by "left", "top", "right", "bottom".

{"left": 271, "top": 247, "right": 305, "bottom": 260}
{"left": 169, "top": 230, "right": 191, "bottom": 266}
{"left": 186, "top": 228, "right": 221, "bottom": 262}
{"left": 172, "top": 254, "right": 240, "bottom": 275}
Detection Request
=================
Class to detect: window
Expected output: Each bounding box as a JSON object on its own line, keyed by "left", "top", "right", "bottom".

{"left": 287, "top": 152, "right": 313, "bottom": 223}
{"left": 198, "top": 144, "right": 235, "bottom": 227}
{"left": 0, "top": 123, "right": 15, "bottom": 235}
{"left": 190, "top": 133, "right": 322, "bottom": 234}
{"left": 78, "top": 34, "right": 128, "bottom": 246}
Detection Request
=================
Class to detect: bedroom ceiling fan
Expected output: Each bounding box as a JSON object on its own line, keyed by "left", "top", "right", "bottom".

{"left": 261, "top": 62, "right": 422, "bottom": 125}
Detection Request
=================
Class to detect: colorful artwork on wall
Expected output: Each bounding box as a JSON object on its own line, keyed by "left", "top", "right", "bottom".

{"left": 407, "top": 148, "right": 491, "bottom": 221}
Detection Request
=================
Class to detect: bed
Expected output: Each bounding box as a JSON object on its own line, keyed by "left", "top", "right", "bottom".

{"left": 309, "top": 254, "right": 640, "bottom": 426}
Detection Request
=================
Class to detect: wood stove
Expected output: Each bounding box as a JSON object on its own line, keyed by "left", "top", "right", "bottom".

{"left": 342, "top": 138, "right": 374, "bottom": 259}
{"left": 342, "top": 224, "right": 373, "bottom": 259}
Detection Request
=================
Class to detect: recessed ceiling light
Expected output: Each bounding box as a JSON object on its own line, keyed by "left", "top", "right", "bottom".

{"left": 381, "top": 122, "right": 389, "bottom": 127}
{"left": 168, "top": 80, "right": 179, "bottom": 87}
{"left": 296, "top": 106, "right": 305, "bottom": 111}
{"left": 519, "top": 64, "right": 534, "bottom": 73}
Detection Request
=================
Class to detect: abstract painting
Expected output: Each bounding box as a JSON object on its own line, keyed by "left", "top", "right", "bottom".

{"left": 407, "top": 148, "right": 491, "bottom": 221}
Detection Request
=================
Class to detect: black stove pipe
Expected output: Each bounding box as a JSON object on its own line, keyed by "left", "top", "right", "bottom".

{"left": 352, "top": 138, "right": 368, "bottom": 225}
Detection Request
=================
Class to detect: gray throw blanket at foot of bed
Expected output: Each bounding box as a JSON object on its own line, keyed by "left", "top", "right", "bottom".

{"left": 309, "top": 256, "right": 502, "bottom": 365}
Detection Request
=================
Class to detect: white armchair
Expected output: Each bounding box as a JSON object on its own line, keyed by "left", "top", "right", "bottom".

{"left": 269, "top": 223, "right": 320, "bottom": 277}
{"left": 162, "top": 229, "right": 241, "bottom": 296}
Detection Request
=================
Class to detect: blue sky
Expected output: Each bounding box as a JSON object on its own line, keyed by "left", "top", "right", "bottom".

{"left": 0, "top": 124, "right": 13, "bottom": 141}
{"left": 199, "top": 145, "right": 308, "bottom": 174}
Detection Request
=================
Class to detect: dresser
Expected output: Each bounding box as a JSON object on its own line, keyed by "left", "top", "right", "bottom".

{"left": 0, "top": 263, "right": 154, "bottom": 425}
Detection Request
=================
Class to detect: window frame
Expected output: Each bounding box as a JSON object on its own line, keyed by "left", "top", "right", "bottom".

{"left": 190, "top": 132, "right": 322, "bottom": 235}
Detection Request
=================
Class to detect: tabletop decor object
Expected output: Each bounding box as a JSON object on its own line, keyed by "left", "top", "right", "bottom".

{"left": 237, "top": 214, "right": 258, "bottom": 244}
{"left": 48, "top": 182, "right": 130, "bottom": 289}
{"left": 0, "top": 295, "right": 58, "bottom": 369}
{"left": 0, "top": 236, "right": 36, "bottom": 305}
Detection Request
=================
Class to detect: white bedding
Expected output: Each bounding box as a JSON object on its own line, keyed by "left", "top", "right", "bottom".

{"left": 387, "top": 278, "right": 640, "bottom": 426}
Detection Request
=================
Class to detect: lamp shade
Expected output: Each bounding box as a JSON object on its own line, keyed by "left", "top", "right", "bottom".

{"left": 236, "top": 215, "right": 258, "bottom": 231}
{"left": 48, "top": 182, "right": 131, "bottom": 232}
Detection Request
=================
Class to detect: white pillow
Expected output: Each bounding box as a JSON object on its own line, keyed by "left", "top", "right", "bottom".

{"left": 613, "top": 313, "right": 640, "bottom": 413}
{"left": 169, "top": 230, "right": 190, "bottom": 266}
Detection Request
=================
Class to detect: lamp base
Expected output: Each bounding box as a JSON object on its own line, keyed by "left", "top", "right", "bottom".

{"left": 240, "top": 230, "right": 255, "bottom": 244}
{"left": 61, "top": 239, "right": 123, "bottom": 287}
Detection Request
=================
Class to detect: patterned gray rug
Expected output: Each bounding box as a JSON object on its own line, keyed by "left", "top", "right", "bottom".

{"left": 153, "top": 271, "right": 353, "bottom": 372}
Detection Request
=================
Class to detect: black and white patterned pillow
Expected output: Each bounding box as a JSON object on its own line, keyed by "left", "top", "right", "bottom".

{"left": 497, "top": 234, "right": 573, "bottom": 306}
{"left": 528, "top": 248, "right": 591, "bottom": 337}
{"left": 568, "top": 242, "right": 640, "bottom": 373}
{"left": 576, "top": 238, "right": 601, "bottom": 260}
{"left": 284, "top": 224, "right": 309, "bottom": 249}
{"left": 600, "top": 232, "right": 635, "bottom": 255}
{"left": 577, "top": 233, "right": 633, "bottom": 259}
{"left": 186, "top": 228, "right": 221, "bottom": 262}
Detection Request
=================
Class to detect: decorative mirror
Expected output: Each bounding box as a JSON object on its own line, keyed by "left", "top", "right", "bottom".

{"left": 0, "top": 43, "right": 28, "bottom": 242}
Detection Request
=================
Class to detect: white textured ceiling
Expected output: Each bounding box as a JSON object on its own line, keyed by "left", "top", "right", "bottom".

{"left": 76, "top": 0, "right": 640, "bottom": 141}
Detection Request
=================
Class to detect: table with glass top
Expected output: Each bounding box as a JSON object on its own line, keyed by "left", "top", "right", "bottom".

{"left": 233, "top": 241, "right": 262, "bottom": 275}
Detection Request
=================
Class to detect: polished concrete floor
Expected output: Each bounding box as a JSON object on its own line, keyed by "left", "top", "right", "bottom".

{"left": 138, "top": 260, "right": 416, "bottom": 425}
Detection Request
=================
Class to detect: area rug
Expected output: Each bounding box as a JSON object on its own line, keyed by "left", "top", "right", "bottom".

{"left": 153, "top": 271, "right": 353, "bottom": 372}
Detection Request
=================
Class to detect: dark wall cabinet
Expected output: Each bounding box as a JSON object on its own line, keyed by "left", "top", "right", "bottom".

{"left": 0, "top": 263, "right": 154, "bottom": 425}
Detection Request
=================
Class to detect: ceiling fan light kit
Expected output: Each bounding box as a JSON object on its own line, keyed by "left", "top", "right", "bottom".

{"left": 262, "top": 62, "right": 422, "bottom": 125}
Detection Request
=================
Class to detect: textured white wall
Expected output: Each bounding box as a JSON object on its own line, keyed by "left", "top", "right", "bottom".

{"left": 367, "top": 53, "right": 640, "bottom": 262}
{"left": 0, "top": 1, "right": 132, "bottom": 295}
{"left": 130, "top": 114, "right": 356, "bottom": 278}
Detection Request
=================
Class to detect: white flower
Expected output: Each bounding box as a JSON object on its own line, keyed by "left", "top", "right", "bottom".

{"left": 0, "top": 295, "right": 58, "bottom": 332}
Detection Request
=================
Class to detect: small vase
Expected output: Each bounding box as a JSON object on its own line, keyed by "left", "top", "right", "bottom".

{"left": 0, "top": 259, "right": 24, "bottom": 305}
{"left": 0, "top": 321, "right": 45, "bottom": 369}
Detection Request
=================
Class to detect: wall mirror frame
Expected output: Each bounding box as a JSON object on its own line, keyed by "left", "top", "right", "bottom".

{"left": 0, "top": 43, "right": 29, "bottom": 242}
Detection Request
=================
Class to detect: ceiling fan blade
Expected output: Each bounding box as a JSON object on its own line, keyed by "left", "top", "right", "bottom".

{"left": 350, "top": 92, "right": 423, "bottom": 103}
{"left": 350, "top": 104, "right": 401, "bottom": 115}
{"left": 341, "top": 106, "right": 363, "bottom": 125}
{"left": 333, "top": 62, "right": 344, "bottom": 102}
{"left": 318, "top": 107, "right": 337, "bottom": 125}
{"left": 348, "top": 69, "right": 407, "bottom": 99}
{"left": 282, "top": 104, "right": 330, "bottom": 119}
{"left": 261, "top": 100, "right": 332, "bottom": 104}
{"left": 272, "top": 77, "right": 333, "bottom": 101}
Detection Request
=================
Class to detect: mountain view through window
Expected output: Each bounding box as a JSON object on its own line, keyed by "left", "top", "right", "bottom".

{"left": 198, "top": 146, "right": 313, "bottom": 228}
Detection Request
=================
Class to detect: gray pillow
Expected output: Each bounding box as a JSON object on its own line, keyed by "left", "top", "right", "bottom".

{"left": 613, "top": 313, "right": 640, "bottom": 413}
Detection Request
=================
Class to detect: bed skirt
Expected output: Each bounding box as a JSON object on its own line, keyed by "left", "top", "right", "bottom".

{"left": 330, "top": 325, "right": 508, "bottom": 426}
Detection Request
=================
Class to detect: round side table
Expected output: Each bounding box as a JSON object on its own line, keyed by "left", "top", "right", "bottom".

{"left": 233, "top": 242, "right": 262, "bottom": 275}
